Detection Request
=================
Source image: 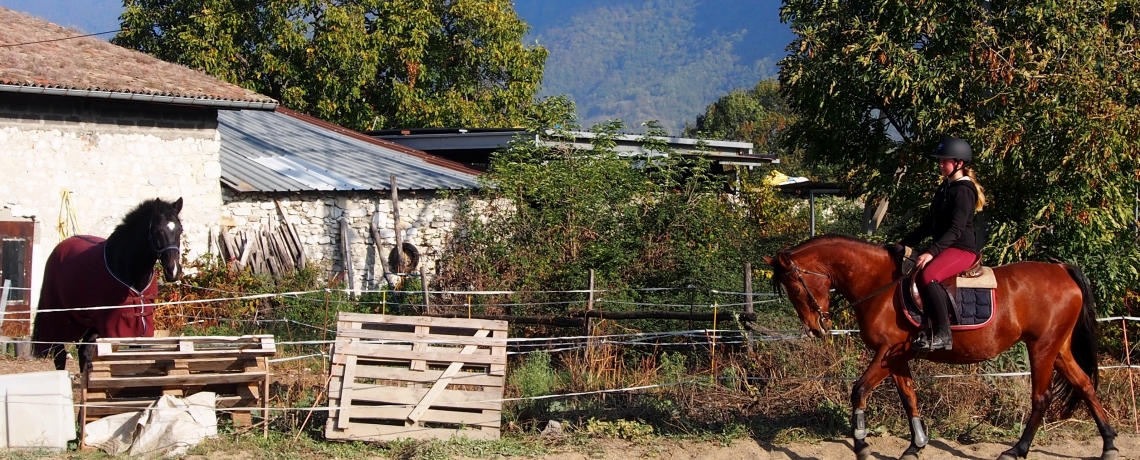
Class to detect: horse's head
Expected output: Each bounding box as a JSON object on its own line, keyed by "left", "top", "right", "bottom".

{"left": 149, "top": 197, "right": 184, "bottom": 281}
{"left": 764, "top": 251, "right": 833, "bottom": 338}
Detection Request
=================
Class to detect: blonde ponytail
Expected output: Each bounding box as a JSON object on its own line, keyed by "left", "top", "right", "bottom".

{"left": 966, "top": 167, "right": 986, "bottom": 211}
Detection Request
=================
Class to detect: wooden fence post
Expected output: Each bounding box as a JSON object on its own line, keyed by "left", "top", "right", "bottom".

{"left": 1124, "top": 317, "right": 1138, "bottom": 431}
{"left": 421, "top": 263, "right": 430, "bottom": 315}
{"left": 584, "top": 269, "right": 595, "bottom": 336}
{"left": 744, "top": 263, "right": 754, "bottom": 354}
{"left": 390, "top": 175, "right": 403, "bottom": 272}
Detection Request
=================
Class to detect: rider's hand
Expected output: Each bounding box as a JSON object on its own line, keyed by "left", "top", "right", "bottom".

{"left": 916, "top": 253, "right": 933, "bottom": 270}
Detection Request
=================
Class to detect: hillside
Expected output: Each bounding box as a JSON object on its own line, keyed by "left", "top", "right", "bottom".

{"left": 516, "top": 0, "right": 791, "bottom": 135}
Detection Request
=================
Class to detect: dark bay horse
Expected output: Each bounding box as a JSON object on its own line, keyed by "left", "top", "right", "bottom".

{"left": 764, "top": 235, "right": 1117, "bottom": 460}
{"left": 33, "top": 198, "right": 184, "bottom": 371}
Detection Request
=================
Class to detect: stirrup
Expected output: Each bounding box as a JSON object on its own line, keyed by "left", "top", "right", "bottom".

{"left": 912, "top": 332, "right": 948, "bottom": 350}
{"left": 913, "top": 331, "right": 952, "bottom": 351}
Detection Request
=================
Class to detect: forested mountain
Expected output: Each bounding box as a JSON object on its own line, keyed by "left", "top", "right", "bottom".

{"left": 515, "top": 0, "right": 791, "bottom": 135}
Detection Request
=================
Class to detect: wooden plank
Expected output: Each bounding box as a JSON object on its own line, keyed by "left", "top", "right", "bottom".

{"left": 327, "top": 423, "right": 499, "bottom": 441}
{"left": 409, "top": 326, "right": 429, "bottom": 372}
{"left": 331, "top": 344, "right": 492, "bottom": 362}
{"left": 92, "top": 357, "right": 263, "bottom": 375}
{"left": 330, "top": 364, "right": 500, "bottom": 386}
{"left": 337, "top": 312, "right": 508, "bottom": 331}
{"left": 337, "top": 342, "right": 505, "bottom": 366}
{"left": 83, "top": 395, "right": 261, "bottom": 418}
{"left": 337, "top": 406, "right": 500, "bottom": 427}
{"left": 327, "top": 384, "right": 502, "bottom": 411}
{"left": 86, "top": 371, "right": 268, "bottom": 389}
{"left": 335, "top": 354, "right": 358, "bottom": 430}
{"left": 490, "top": 330, "right": 506, "bottom": 376}
{"left": 96, "top": 334, "right": 275, "bottom": 345}
{"left": 92, "top": 349, "right": 275, "bottom": 361}
{"left": 407, "top": 330, "right": 489, "bottom": 423}
{"left": 335, "top": 329, "right": 507, "bottom": 347}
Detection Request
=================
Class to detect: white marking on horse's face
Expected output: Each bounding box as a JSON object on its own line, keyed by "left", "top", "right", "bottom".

{"left": 167, "top": 221, "right": 176, "bottom": 231}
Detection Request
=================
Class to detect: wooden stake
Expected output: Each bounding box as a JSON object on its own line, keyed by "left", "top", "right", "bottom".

{"left": 711, "top": 301, "right": 718, "bottom": 380}
{"left": 390, "top": 175, "right": 404, "bottom": 272}
{"left": 744, "top": 263, "right": 754, "bottom": 354}
{"left": 420, "top": 264, "right": 430, "bottom": 315}
{"left": 585, "top": 269, "right": 595, "bottom": 336}
{"left": 1124, "top": 317, "right": 1138, "bottom": 431}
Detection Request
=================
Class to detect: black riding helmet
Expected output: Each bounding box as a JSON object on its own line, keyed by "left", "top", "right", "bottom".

{"left": 931, "top": 137, "right": 972, "bottom": 163}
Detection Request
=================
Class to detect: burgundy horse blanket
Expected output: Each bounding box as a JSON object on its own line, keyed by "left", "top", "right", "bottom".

{"left": 33, "top": 235, "right": 156, "bottom": 354}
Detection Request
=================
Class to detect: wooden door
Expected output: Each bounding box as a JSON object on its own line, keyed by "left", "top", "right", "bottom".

{"left": 0, "top": 221, "right": 34, "bottom": 336}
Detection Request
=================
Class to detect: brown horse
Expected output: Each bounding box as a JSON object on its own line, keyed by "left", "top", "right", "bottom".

{"left": 764, "top": 235, "right": 1117, "bottom": 460}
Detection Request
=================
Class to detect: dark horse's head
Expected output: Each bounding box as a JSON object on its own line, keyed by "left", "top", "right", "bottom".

{"left": 114, "top": 197, "right": 184, "bottom": 281}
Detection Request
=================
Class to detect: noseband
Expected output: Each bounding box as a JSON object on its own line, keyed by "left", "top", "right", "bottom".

{"left": 148, "top": 217, "right": 180, "bottom": 257}
{"left": 783, "top": 254, "right": 833, "bottom": 331}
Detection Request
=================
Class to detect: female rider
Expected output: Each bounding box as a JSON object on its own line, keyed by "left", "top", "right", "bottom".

{"left": 900, "top": 137, "right": 986, "bottom": 351}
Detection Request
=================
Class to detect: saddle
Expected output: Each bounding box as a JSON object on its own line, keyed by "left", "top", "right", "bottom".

{"left": 894, "top": 246, "right": 997, "bottom": 330}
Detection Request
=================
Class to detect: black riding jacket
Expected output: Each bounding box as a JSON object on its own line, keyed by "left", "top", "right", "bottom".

{"left": 901, "top": 178, "right": 979, "bottom": 257}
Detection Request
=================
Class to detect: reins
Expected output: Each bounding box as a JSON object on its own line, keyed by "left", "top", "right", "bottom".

{"left": 782, "top": 252, "right": 915, "bottom": 331}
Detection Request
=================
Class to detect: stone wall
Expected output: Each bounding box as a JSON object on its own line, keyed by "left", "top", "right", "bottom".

{"left": 0, "top": 93, "right": 225, "bottom": 308}
{"left": 220, "top": 189, "right": 491, "bottom": 291}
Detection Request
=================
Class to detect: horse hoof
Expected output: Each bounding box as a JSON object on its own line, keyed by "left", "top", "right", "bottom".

{"left": 855, "top": 444, "right": 871, "bottom": 460}
{"left": 1101, "top": 448, "right": 1119, "bottom": 460}
{"left": 899, "top": 453, "right": 919, "bottom": 460}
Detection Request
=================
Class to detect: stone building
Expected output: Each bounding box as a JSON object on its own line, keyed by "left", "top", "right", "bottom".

{"left": 217, "top": 108, "right": 483, "bottom": 291}
{"left": 0, "top": 7, "right": 277, "bottom": 318}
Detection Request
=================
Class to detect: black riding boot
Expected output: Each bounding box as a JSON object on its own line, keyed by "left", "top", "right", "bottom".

{"left": 913, "top": 281, "right": 953, "bottom": 351}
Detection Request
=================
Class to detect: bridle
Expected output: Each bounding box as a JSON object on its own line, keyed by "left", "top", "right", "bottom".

{"left": 782, "top": 254, "right": 834, "bottom": 332}
{"left": 779, "top": 251, "right": 914, "bottom": 334}
{"left": 149, "top": 216, "right": 181, "bottom": 257}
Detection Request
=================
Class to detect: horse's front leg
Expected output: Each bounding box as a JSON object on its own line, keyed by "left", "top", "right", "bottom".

{"left": 851, "top": 351, "right": 892, "bottom": 460}
{"left": 890, "top": 360, "right": 926, "bottom": 460}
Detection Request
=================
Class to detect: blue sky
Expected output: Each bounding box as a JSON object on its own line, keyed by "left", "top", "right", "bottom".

{"left": 1, "top": 0, "right": 124, "bottom": 37}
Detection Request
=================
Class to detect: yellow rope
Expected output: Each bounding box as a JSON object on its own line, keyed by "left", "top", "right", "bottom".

{"left": 56, "top": 189, "right": 80, "bottom": 241}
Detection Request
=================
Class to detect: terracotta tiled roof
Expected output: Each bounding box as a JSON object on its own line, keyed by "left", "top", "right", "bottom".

{"left": 0, "top": 7, "right": 275, "bottom": 106}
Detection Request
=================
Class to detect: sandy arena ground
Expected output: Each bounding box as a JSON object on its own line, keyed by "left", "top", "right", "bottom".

{"left": 4, "top": 354, "right": 1137, "bottom": 459}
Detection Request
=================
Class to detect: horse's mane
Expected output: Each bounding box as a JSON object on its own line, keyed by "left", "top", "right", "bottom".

{"left": 769, "top": 234, "right": 887, "bottom": 296}
{"left": 112, "top": 198, "right": 177, "bottom": 238}
{"left": 788, "top": 234, "right": 881, "bottom": 253}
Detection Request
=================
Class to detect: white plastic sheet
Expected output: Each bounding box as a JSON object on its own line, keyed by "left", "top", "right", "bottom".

{"left": 85, "top": 392, "right": 217, "bottom": 457}
{"left": 0, "top": 370, "right": 76, "bottom": 451}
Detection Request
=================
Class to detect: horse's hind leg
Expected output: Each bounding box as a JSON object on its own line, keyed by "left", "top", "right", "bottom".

{"left": 850, "top": 351, "right": 892, "bottom": 460}
{"left": 1055, "top": 349, "right": 1118, "bottom": 460}
{"left": 890, "top": 360, "right": 926, "bottom": 460}
{"left": 999, "top": 343, "right": 1057, "bottom": 460}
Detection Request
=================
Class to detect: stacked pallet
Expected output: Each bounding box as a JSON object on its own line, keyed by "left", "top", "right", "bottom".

{"left": 217, "top": 223, "right": 306, "bottom": 278}
{"left": 325, "top": 313, "right": 507, "bottom": 442}
{"left": 80, "top": 335, "right": 276, "bottom": 441}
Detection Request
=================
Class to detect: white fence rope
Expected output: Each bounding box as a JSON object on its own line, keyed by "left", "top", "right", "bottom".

{"left": 12, "top": 363, "right": 1140, "bottom": 415}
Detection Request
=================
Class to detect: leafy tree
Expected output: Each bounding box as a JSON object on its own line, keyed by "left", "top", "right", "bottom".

{"left": 114, "top": 0, "right": 548, "bottom": 130}
{"left": 685, "top": 80, "right": 789, "bottom": 152}
{"left": 684, "top": 79, "right": 813, "bottom": 175}
{"left": 780, "top": 0, "right": 1140, "bottom": 311}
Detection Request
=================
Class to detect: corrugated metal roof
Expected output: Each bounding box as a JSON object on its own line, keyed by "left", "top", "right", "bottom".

{"left": 219, "top": 109, "right": 482, "bottom": 192}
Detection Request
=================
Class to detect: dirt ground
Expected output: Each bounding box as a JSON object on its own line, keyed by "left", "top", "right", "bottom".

{"left": 483, "top": 435, "right": 1140, "bottom": 460}
{"left": 4, "top": 355, "right": 1139, "bottom": 460}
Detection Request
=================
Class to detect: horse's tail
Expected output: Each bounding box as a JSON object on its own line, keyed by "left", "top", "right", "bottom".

{"left": 1054, "top": 264, "right": 1099, "bottom": 418}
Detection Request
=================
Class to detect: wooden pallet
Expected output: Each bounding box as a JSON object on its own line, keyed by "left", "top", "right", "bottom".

{"left": 79, "top": 335, "right": 275, "bottom": 442}
{"left": 325, "top": 313, "right": 507, "bottom": 442}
